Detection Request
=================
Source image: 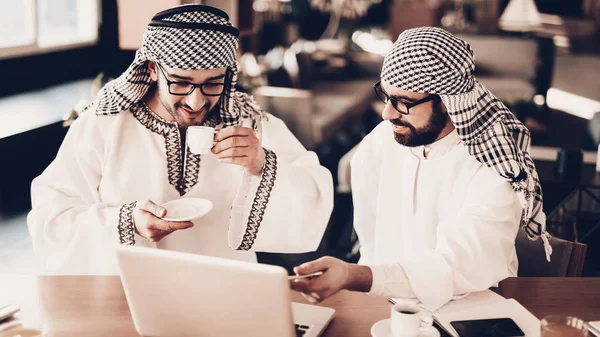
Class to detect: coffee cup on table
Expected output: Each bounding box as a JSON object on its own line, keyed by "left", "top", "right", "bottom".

{"left": 390, "top": 301, "right": 433, "bottom": 337}
{"left": 187, "top": 126, "right": 215, "bottom": 155}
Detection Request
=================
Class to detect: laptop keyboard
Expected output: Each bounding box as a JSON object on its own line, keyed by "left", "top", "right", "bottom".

{"left": 294, "top": 323, "right": 311, "bottom": 336}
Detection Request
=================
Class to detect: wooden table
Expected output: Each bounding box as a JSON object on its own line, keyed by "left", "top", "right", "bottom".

{"left": 1, "top": 276, "right": 600, "bottom": 337}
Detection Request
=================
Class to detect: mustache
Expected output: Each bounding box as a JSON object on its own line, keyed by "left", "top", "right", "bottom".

{"left": 176, "top": 102, "right": 210, "bottom": 113}
{"left": 390, "top": 118, "right": 412, "bottom": 128}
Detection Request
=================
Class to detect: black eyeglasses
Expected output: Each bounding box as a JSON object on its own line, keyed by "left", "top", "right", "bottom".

{"left": 156, "top": 64, "right": 225, "bottom": 96}
{"left": 373, "top": 81, "right": 438, "bottom": 115}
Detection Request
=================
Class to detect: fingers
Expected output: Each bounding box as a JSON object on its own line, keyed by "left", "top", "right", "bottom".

{"left": 291, "top": 280, "right": 323, "bottom": 303}
{"left": 145, "top": 220, "right": 193, "bottom": 243}
{"left": 138, "top": 200, "right": 166, "bottom": 218}
{"left": 303, "top": 274, "right": 331, "bottom": 294}
{"left": 290, "top": 271, "right": 327, "bottom": 295}
{"left": 212, "top": 135, "right": 249, "bottom": 155}
{"left": 292, "top": 279, "right": 330, "bottom": 304}
{"left": 149, "top": 219, "right": 194, "bottom": 231}
{"left": 214, "top": 147, "right": 249, "bottom": 159}
{"left": 134, "top": 199, "right": 195, "bottom": 243}
{"left": 212, "top": 127, "right": 264, "bottom": 177}
{"left": 302, "top": 292, "right": 322, "bottom": 304}
{"left": 214, "top": 126, "right": 252, "bottom": 142}
{"left": 290, "top": 257, "right": 346, "bottom": 303}
{"left": 166, "top": 220, "right": 195, "bottom": 231}
{"left": 294, "top": 257, "right": 332, "bottom": 275}
{"left": 290, "top": 279, "right": 311, "bottom": 293}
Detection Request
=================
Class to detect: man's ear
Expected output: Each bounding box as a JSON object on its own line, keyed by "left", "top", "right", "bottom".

{"left": 148, "top": 61, "right": 158, "bottom": 82}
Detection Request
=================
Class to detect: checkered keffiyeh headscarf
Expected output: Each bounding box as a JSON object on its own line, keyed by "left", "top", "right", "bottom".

{"left": 382, "top": 27, "right": 552, "bottom": 261}
{"left": 85, "top": 4, "right": 263, "bottom": 127}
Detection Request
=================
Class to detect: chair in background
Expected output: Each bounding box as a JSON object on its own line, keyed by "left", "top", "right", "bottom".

{"left": 458, "top": 34, "right": 538, "bottom": 104}
{"left": 256, "top": 80, "right": 375, "bottom": 149}
{"left": 590, "top": 112, "right": 600, "bottom": 146}
{"left": 252, "top": 45, "right": 378, "bottom": 150}
{"left": 543, "top": 54, "right": 600, "bottom": 150}
{"left": 515, "top": 229, "right": 587, "bottom": 277}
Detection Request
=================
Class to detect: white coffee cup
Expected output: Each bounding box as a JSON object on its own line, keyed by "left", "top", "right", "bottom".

{"left": 390, "top": 302, "right": 433, "bottom": 337}
{"left": 187, "top": 126, "right": 215, "bottom": 155}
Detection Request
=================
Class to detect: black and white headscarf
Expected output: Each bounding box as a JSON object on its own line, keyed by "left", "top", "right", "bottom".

{"left": 382, "top": 27, "right": 552, "bottom": 261}
{"left": 84, "top": 4, "right": 264, "bottom": 127}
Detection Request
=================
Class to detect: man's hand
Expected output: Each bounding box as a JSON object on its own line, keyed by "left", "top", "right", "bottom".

{"left": 133, "top": 200, "right": 194, "bottom": 243}
{"left": 212, "top": 126, "right": 265, "bottom": 177}
{"left": 289, "top": 256, "right": 373, "bottom": 303}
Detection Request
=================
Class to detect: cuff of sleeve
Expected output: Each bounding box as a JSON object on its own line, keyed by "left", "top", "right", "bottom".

{"left": 118, "top": 201, "right": 137, "bottom": 246}
{"left": 368, "top": 264, "right": 391, "bottom": 296}
{"left": 228, "top": 148, "right": 278, "bottom": 250}
{"left": 401, "top": 251, "right": 453, "bottom": 311}
{"left": 368, "top": 263, "right": 415, "bottom": 298}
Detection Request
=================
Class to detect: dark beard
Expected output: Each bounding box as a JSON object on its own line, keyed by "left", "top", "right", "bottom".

{"left": 391, "top": 101, "right": 449, "bottom": 147}
{"left": 160, "top": 95, "right": 220, "bottom": 128}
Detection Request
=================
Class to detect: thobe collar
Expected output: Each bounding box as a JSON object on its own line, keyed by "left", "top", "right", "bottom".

{"left": 408, "top": 129, "right": 460, "bottom": 160}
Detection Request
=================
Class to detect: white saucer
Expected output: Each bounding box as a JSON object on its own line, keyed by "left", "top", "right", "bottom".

{"left": 160, "top": 198, "right": 213, "bottom": 222}
{"left": 371, "top": 319, "right": 440, "bottom": 337}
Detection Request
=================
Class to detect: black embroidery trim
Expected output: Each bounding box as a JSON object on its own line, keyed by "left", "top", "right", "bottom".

{"left": 131, "top": 102, "right": 221, "bottom": 196}
{"left": 237, "top": 148, "right": 278, "bottom": 250}
{"left": 181, "top": 145, "right": 202, "bottom": 196}
{"left": 118, "top": 201, "right": 137, "bottom": 245}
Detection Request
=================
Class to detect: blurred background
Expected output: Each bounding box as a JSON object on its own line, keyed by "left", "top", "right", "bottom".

{"left": 1, "top": 0, "right": 600, "bottom": 277}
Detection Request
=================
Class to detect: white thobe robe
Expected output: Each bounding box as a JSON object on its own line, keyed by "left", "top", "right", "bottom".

{"left": 28, "top": 102, "right": 333, "bottom": 274}
{"left": 351, "top": 122, "right": 521, "bottom": 310}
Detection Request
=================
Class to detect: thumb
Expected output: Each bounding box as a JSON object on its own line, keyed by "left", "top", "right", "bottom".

{"left": 142, "top": 200, "right": 167, "bottom": 218}
{"left": 294, "top": 257, "right": 330, "bottom": 275}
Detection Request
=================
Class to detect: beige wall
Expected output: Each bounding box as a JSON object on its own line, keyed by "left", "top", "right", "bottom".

{"left": 117, "top": 0, "right": 239, "bottom": 50}
{"left": 203, "top": 0, "right": 238, "bottom": 34}
{"left": 117, "top": 0, "right": 183, "bottom": 50}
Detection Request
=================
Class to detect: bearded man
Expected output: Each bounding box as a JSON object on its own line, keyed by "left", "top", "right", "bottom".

{"left": 291, "top": 27, "right": 551, "bottom": 310}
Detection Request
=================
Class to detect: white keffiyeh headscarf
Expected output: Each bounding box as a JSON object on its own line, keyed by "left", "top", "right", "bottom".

{"left": 84, "top": 4, "right": 264, "bottom": 128}
{"left": 382, "top": 27, "right": 552, "bottom": 261}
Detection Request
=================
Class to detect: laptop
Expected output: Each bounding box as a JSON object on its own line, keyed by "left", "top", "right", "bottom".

{"left": 116, "top": 246, "right": 335, "bottom": 337}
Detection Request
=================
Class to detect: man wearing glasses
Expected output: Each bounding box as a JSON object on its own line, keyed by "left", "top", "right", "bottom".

{"left": 291, "top": 27, "right": 551, "bottom": 310}
{"left": 27, "top": 5, "right": 333, "bottom": 274}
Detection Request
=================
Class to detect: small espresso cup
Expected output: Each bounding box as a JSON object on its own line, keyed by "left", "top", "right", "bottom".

{"left": 390, "top": 302, "right": 433, "bottom": 337}
{"left": 187, "top": 126, "right": 215, "bottom": 155}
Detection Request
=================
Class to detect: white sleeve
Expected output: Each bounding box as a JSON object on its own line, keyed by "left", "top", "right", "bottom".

{"left": 228, "top": 114, "right": 334, "bottom": 253}
{"left": 27, "top": 114, "right": 146, "bottom": 275}
{"left": 350, "top": 129, "right": 381, "bottom": 266}
{"left": 367, "top": 166, "right": 521, "bottom": 311}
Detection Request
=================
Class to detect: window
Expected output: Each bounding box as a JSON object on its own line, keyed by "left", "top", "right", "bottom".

{"left": 0, "top": 0, "right": 100, "bottom": 59}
